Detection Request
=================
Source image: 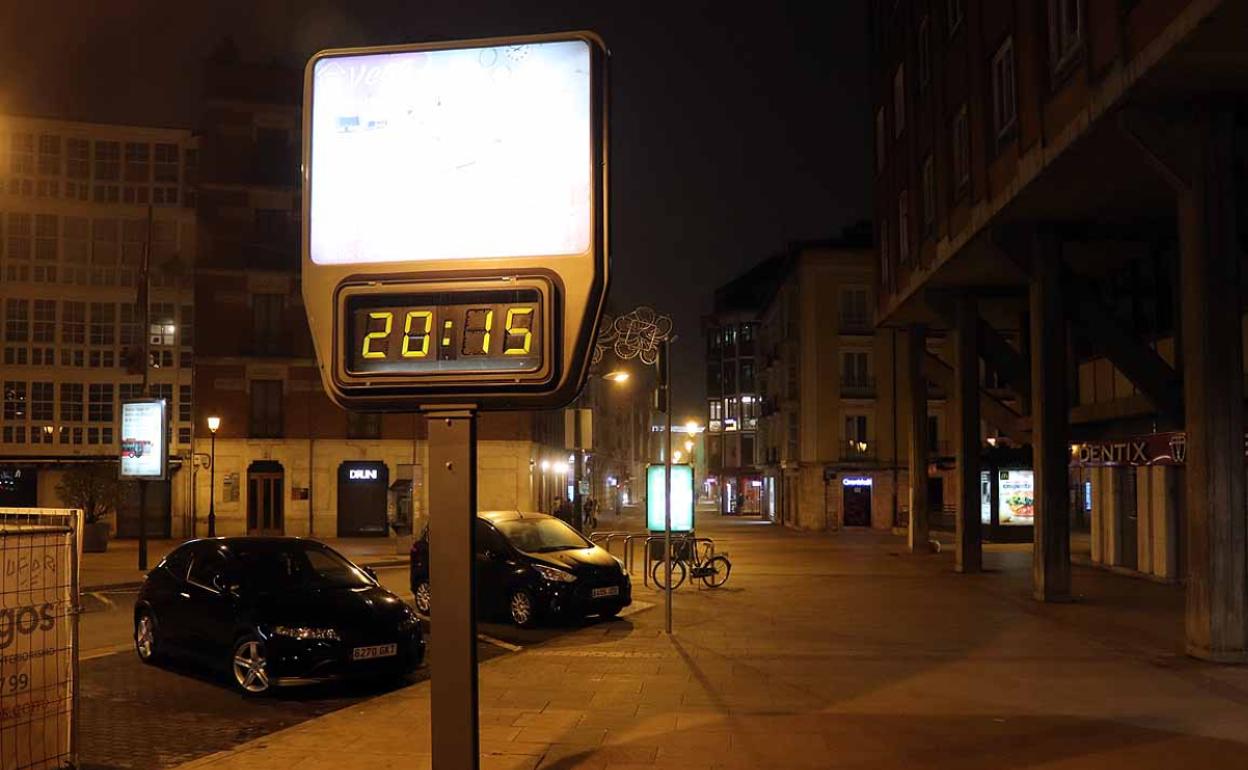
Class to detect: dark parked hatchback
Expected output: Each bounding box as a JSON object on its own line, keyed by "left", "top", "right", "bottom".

{"left": 410, "top": 511, "right": 631, "bottom": 627}
{"left": 135, "top": 538, "right": 424, "bottom": 694}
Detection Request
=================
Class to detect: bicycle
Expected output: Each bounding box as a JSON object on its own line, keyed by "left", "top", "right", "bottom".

{"left": 651, "top": 536, "right": 731, "bottom": 589}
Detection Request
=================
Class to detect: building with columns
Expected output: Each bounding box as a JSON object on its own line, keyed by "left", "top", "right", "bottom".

{"left": 871, "top": 0, "right": 1248, "bottom": 660}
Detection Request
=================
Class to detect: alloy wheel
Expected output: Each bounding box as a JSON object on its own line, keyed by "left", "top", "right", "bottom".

{"left": 415, "top": 581, "right": 432, "bottom": 614}
{"left": 510, "top": 591, "right": 534, "bottom": 627}
{"left": 135, "top": 614, "right": 156, "bottom": 661}
{"left": 232, "top": 640, "right": 271, "bottom": 694}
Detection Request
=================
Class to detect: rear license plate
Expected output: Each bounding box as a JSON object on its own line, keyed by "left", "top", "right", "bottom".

{"left": 591, "top": 586, "right": 619, "bottom": 599}
{"left": 352, "top": 643, "right": 397, "bottom": 661}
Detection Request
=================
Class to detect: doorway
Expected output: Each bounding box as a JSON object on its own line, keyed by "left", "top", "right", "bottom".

{"left": 842, "top": 483, "right": 872, "bottom": 527}
{"left": 247, "top": 461, "right": 284, "bottom": 536}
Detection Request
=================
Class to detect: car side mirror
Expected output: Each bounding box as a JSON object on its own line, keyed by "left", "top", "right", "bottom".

{"left": 362, "top": 565, "right": 378, "bottom": 581}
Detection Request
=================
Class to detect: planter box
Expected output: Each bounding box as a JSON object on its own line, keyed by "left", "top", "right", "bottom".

{"left": 82, "top": 521, "right": 110, "bottom": 553}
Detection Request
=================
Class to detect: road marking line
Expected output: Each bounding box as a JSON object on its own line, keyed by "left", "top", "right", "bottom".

{"left": 81, "top": 643, "right": 133, "bottom": 661}
{"left": 89, "top": 591, "right": 116, "bottom": 610}
{"left": 477, "top": 634, "right": 522, "bottom": 652}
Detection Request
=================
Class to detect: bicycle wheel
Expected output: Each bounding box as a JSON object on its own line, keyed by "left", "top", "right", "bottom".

{"left": 651, "top": 558, "right": 687, "bottom": 590}
{"left": 700, "top": 556, "right": 732, "bottom": 588}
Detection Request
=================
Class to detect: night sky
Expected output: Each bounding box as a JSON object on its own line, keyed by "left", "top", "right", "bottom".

{"left": 0, "top": 1, "right": 871, "bottom": 419}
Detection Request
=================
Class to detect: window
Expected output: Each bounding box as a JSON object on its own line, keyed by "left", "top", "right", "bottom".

{"left": 150, "top": 302, "right": 176, "bottom": 346}
{"left": 992, "top": 37, "right": 1017, "bottom": 144}
{"left": 154, "top": 143, "right": 179, "bottom": 183}
{"left": 66, "top": 138, "right": 89, "bottom": 179}
{"left": 250, "top": 379, "right": 283, "bottom": 438}
{"left": 178, "top": 427, "right": 191, "bottom": 445}
{"left": 897, "top": 190, "right": 910, "bottom": 264}
{"left": 893, "top": 65, "right": 905, "bottom": 138}
{"left": 5, "top": 299, "right": 28, "bottom": 342}
{"left": 37, "top": 135, "right": 60, "bottom": 176}
{"left": 10, "top": 133, "right": 34, "bottom": 175}
{"left": 252, "top": 293, "right": 284, "bottom": 355}
{"left": 725, "top": 396, "right": 740, "bottom": 428}
{"left": 178, "top": 386, "right": 192, "bottom": 423}
{"left": 875, "top": 108, "right": 886, "bottom": 173}
{"left": 93, "top": 141, "right": 120, "bottom": 181}
{"left": 842, "top": 352, "right": 871, "bottom": 387}
{"left": 89, "top": 302, "right": 116, "bottom": 346}
{"left": 928, "top": 415, "right": 941, "bottom": 453}
{"left": 88, "top": 384, "right": 114, "bottom": 423}
{"left": 188, "top": 546, "right": 228, "bottom": 589}
{"left": 708, "top": 400, "right": 723, "bottom": 420}
{"left": 92, "top": 219, "right": 119, "bottom": 266}
{"left": 7, "top": 213, "right": 31, "bottom": 261}
{"left": 119, "top": 383, "right": 142, "bottom": 404}
{"left": 62, "top": 301, "right": 85, "bottom": 345}
{"left": 32, "top": 300, "right": 55, "bottom": 343}
{"left": 740, "top": 361, "right": 756, "bottom": 392}
{"left": 952, "top": 104, "right": 970, "bottom": 194}
{"left": 921, "top": 155, "right": 936, "bottom": 232}
{"left": 918, "top": 17, "right": 932, "bottom": 89}
{"left": 3, "top": 382, "right": 26, "bottom": 421}
{"left": 179, "top": 304, "right": 193, "bottom": 348}
{"left": 723, "top": 361, "right": 738, "bottom": 393}
{"left": 840, "top": 287, "right": 870, "bottom": 331}
{"left": 30, "top": 382, "right": 53, "bottom": 422}
{"left": 948, "top": 0, "right": 964, "bottom": 35}
{"left": 707, "top": 363, "right": 723, "bottom": 396}
{"left": 124, "top": 142, "right": 150, "bottom": 183}
{"left": 346, "top": 411, "right": 382, "bottom": 439}
{"left": 845, "top": 415, "right": 870, "bottom": 455}
{"left": 1049, "top": 0, "right": 1083, "bottom": 72}
{"left": 34, "top": 214, "right": 56, "bottom": 263}
{"left": 786, "top": 412, "right": 799, "bottom": 459}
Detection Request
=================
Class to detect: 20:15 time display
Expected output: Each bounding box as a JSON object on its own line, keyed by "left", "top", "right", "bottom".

{"left": 345, "top": 291, "right": 543, "bottom": 376}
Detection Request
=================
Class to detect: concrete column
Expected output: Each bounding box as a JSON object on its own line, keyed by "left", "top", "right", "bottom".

{"left": 1180, "top": 109, "right": 1246, "bottom": 662}
{"left": 906, "top": 324, "right": 930, "bottom": 552}
{"left": 954, "top": 296, "right": 982, "bottom": 573}
{"left": 1030, "top": 229, "right": 1071, "bottom": 601}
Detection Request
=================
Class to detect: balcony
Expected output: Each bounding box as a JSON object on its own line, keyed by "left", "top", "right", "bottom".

{"left": 841, "top": 440, "right": 874, "bottom": 461}
{"left": 840, "top": 377, "right": 876, "bottom": 398}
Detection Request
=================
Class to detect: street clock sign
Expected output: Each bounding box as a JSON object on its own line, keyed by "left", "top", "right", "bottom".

{"left": 301, "top": 32, "right": 609, "bottom": 410}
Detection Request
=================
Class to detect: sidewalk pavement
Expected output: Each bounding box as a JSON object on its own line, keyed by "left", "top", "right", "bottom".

{"left": 82, "top": 536, "right": 411, "bottom": 590}
{"left": 169, "top": 514, "right": 1248, "bottom": 770}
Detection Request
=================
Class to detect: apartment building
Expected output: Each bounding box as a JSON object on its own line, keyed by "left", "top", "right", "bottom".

{"left": 0, "top": 114, "right": 197, "bottom": 537}
{"left": 870, "top": 0, "right": 1248, "bottom": 660}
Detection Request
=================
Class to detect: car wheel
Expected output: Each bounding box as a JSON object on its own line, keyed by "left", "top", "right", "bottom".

{"left": 600, "top": 604, "right": 623, "bottom": 620}
{"left": 134, "top": 610, "right": 161, "bottom": 664}
{"left": 509, "top": 590, "right": 537, "bottom": 628}
{"left": 231, "top": 635, "right": 273, "bottom": 695}
{"left": 414, "top": 580, "right": 432, "bottom": 615}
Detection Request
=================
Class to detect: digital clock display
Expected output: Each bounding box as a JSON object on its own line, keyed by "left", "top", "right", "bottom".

{"left": 345, "top": 288, "right": 543, "bottom": 376}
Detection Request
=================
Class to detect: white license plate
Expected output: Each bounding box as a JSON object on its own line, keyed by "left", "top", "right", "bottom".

{"left": 591, "top": 586, "right": 619, "bottom": 599}
{"left": 352, "top": 643, "right": 397, "bottom": 661}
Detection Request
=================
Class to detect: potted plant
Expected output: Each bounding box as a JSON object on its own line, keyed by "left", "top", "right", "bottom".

{"left": 57, "top": 463, "right": 125, "bottom": 553}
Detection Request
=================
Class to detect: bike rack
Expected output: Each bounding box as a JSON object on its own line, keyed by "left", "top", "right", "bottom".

{"left": 641, "top": 534, "right": 717, "bottom": 589}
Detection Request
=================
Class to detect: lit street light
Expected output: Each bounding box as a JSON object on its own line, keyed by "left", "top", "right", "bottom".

{"left": 207, "top": 415, "right": 221, "bottom": 537}
{"left": 604, "top": 370, "right": 630, "bottom": 383}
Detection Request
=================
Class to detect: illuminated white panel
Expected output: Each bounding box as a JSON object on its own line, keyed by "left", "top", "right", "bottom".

{"left": 309, "top": 40, "right": 592, "bottom": 264}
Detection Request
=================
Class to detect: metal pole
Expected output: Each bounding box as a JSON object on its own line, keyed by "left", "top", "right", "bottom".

{"left": 573, "top": 409, "right": 584, "bottom": 531}
{"left": 662, "top": 338, "right": 673, "bottom": 635}
{"left": 208, "top": 431, "right": 216, "bottom": 537}
{"left": 137, "top": 480, "right": 148, "bottom": 570}
{"left": 137, "top": 203, "right": 153, "bottom": 571}
{"left": 426, "top": 410, "right": 480, "bottom": 770}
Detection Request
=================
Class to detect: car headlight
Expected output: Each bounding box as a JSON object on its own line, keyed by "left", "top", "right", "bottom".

{"left": 533, "top": 564, "right": 577, "bottom": 583}
{"left": 272, "top": 625, "right": 340, "bottom": 641}
{"left": 612, "top": 556, "right": 628, "bottom": 575}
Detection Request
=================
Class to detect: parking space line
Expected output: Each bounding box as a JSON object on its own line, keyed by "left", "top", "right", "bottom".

{"left": 477, "top": 634, "right": 522, "bottom": 652}
{"left": 88, "top": 591, "right": 117, "bottom": 610}
{"left": 81, "top": 643, "right": 134, "bottom": 661}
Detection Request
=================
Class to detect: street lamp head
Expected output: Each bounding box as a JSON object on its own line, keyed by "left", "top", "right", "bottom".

{"left": 604, "top": 370, "right": 630, "bottom": 383}
{"left": 684, "top": 420, "right": 701, "bottom": 434}
{"left": 684, "top": 440, "right": 694, "bottom": 453}
{"left": 207, "top": 416, "right": 221, "bottom": 434}
{"left": 672, "top": 450, "right": 684, "bottom": 463}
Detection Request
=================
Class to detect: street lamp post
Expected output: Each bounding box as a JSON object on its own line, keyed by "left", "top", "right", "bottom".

{"left": 207, "top": 416, "right": 220, "bottom": 537}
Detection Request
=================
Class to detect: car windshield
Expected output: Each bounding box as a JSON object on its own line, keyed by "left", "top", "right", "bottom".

{"left": 232, "top": 542, "right": 373, "bottom": 590}
{"left": 495, "top": 518, "right": 590, "bottom": 553}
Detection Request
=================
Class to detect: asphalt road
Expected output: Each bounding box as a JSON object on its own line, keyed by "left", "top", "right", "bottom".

{"left": 75, "top": 565, "right": 573, "bottom": 770}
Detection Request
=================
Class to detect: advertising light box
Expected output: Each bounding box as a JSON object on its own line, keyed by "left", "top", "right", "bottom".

{"left": 301, "top": 32, "right": 609, "bottom": 412}
{"left": 647, "top": 464, "right": 694, "bottom": 533}
{"left": 998, "top": 470, "right": 1034, "bottom": 526}
{"left": 120, "top": 399, "right": 168, "bottom": 480}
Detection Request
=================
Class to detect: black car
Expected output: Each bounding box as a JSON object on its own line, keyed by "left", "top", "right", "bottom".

{"left": 410, "top": 511, "right": 631, "bottom": 627}
{"left": 134, "top": 537, "right": 424, "bottom": 694}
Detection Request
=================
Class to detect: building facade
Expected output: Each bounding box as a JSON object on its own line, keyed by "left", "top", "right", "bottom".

{"left": 871, "top": 0, "right": 1248, "bottom": 659}
{"left": 0, "top": 114, "right": 197, "bottom": 536}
